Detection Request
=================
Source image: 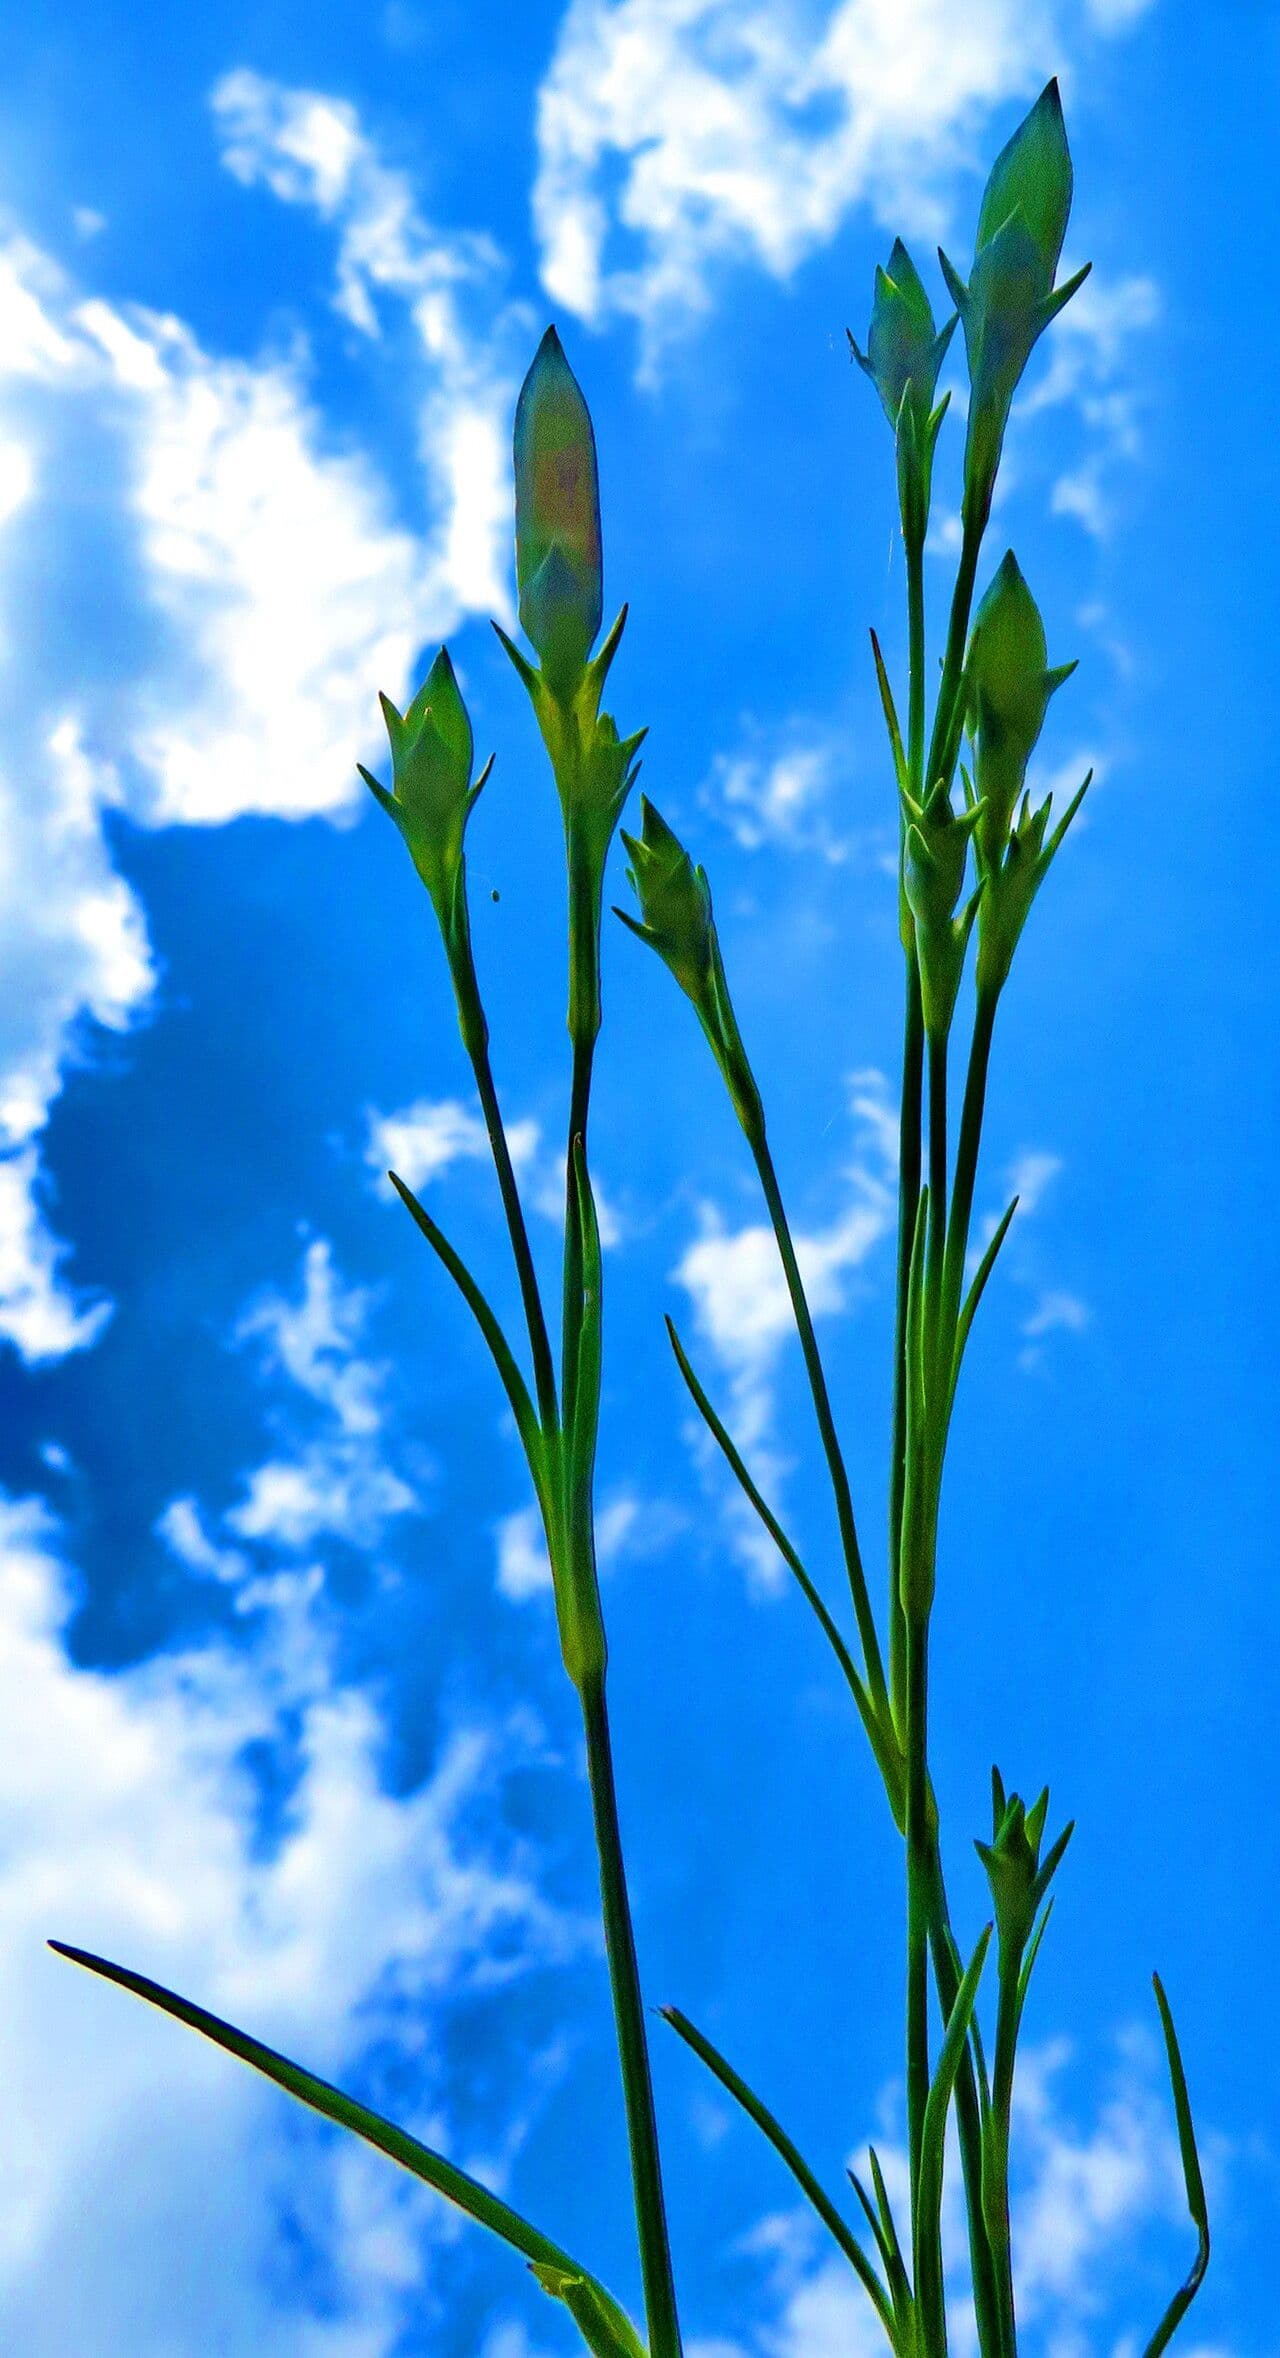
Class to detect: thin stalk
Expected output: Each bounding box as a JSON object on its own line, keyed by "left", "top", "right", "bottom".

{"left": 581, "top": 1671, "right": 683, "bottom": 2358}
{"left": 447, "top": 939, "right": 559, "bottom": 1437}
{"left": 904, "top": 1610, "right": 931, "bottom": 2250}
{"left": 923, "top": 513, "right": 983, "bottom": 803}
{"left": 933, "top": 1032, "right": 952, "bottom": 1377}
{"left": 941, "top": 989, "right": 998, "bottom": 1350}
{"left": 906, "top": 526, "right": 927, "bottom": 800}
{"left": 985, "top": 1969, "right": 1020, "bottom": 2358}
{"left": 469, "top": 1035, "right": 559, "bottom": 1434}
{"left": 751, "top": 1134, "right": 889, "bottom": 1720}
{"left": 922, "top": 1841, "right": 1008, "bottom": 2358}
{"left": 562, "top": 1029, "right": 597, "bottom": 1423}
{"left": 889, "top": 966, "right": 924, "bottom": 1735}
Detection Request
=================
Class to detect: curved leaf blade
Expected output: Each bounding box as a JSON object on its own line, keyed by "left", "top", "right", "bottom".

{"left": 48, "top": 1941, "right": 642, "bottom": 2357}
{"left": 1141, "top": 1974, "right": 1210, "bottom": 2358}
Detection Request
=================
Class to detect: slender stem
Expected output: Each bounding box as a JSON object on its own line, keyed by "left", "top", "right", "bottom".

{"left": 922, "top": 1840, "right": 1007, "bottom": 2358}
{"left": 581, "top": 1672, "right": 683, "bottom": 2358}
{"left": 889, "top": 964, "right": 923, "bottom": 1737}
{"left": 941, "top": 989, "right": 998, "bottom": 1349}
{"left": 904, "top": 1609, "right": 931, "bottom": 2236}
{"left": 469, "top": 1036, "right": 559, "bottom": 1435}
{"left": 752, "top": 1134, "right": 889, "bottom": 1719}
{"left": 923, "top": 512, "right": 984, "bottom": 804}
{"left": 906, "top": 528, "right": 927, "bottom": 800}
{"left": 562, "top": 1030, "right": 596, "bottom": 1418}
{"left": 986, "top": 1968, "right": 1019, "bottom": 2358}
{"left": 926, "top": 1034, "right": 948, "bottom": 1315}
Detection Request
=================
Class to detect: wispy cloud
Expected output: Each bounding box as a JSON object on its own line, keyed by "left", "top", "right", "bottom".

{"left": 533, "top": 0, "right": 1149, "bottom": 379}
{"left": 0, "top": 1482, "right": 577, "bottom": 2354}
{"left": 0, "top": 77, "right": 523, "bottom": 1364}
{"left": 699, "top": 721, "right": 862, "bottom": 865}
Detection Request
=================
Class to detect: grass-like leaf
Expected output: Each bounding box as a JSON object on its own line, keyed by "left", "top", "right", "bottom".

{"left": 1141, "top": 1974, "right": 1210, "bottom": 2358}
{"left": 48, "top": 1941, "right": 644, "bottom": 2358}
{"left": 665, "top": 1316, "right": 904, "bottom": 1827}
{"left": 388, "top": 1170, "right": 543, "bottom": 1470}
{"left": 661, "top": 2006, "right": 896, "bottom": 2349}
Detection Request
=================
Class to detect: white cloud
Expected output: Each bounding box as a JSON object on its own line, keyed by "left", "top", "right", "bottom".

{"left": 1018, "top": 272, "right": 1161, "bottom": 539}
{"left": 535, "top": 0, "right": 1052, "bottom": 371}
{"left": 673, "top": 1071, "right": 896, "bottom": 1586}
{"left": 700, "top": 724, "right": 857, "bottom": 864}
{"left": 225, "top": 1239, "right": 421, "bottom": 1553}
{"left": 365, "top": 1099, "right": 541, "bottom": 1195}
{"left": 0, "top": 72, "right": 524, "bottom": 1365}
{"left": 495, "top": 1503, "right": 553, "bottom": 1602}
{"left": 534, "top": 0, "right": 1153, "bottom": 376}
{"left": 0, "top": 1485, "right": 576, "bottom": 2354}
{"left": 211, "top": 69, "right": 518, "bottom": 620}
{"left": 1021, "top": 1288, "right": 1090, "bottom": 1341}
{"left": 0, "top": 1149, "right": 112, "bottom": 1362}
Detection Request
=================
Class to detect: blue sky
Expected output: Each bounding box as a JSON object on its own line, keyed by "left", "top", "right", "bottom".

{"left": 0, "top": 1, "right": 1274, "bottom": 2352}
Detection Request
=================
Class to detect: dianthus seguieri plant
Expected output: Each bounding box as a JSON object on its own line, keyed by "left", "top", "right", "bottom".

{"left": 52, "top": 81, "right": 1208, "bottom": 2358}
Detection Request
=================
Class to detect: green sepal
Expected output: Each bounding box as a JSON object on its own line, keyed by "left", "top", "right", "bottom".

{"left": 362, "top": 649, "right": 488, "bottom": 943}
{"left": 849, "top": 238, "right": 957, "bottom": 440}
{"left": 47, "top": 1939, "right": 638, "bottom": 2349}
{"left": 901, "top": 778, "right": 985, "bottom": 1038}
{"left": 967, "top": 553, "right": 1074, "bottom": 869}
{"left": 976, "top": 766, "right": 1091, "bottom": 1000}
{"left": 1142, "top": 1976, "right": 1211, "bottom": 2358}
{"left": 617, "top": 798, "right": 765, "bottom": 1147}
{"left": 974, "top": 1777, "right": 1074, "bottom": 1973}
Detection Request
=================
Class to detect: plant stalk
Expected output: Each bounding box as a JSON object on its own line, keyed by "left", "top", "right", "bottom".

{"left": 581, "top": 1670, "right": 683, "bottom": 2358}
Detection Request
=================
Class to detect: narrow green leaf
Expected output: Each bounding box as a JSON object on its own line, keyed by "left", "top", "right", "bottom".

{"left": 951, "top": 1194, "right": 1019, "bottom": 1400}
{"left": 849, "top": 2148, "right": 912, "bottom": 2331}
{"left": 915, "top": 1923, "right": 993, "bottom": 2341}
{"left": 870, "top": 630, "right": 908, "bottom": 791}
{"left": 665, "top": 1317, "right": 904, "bottom": 1829}
{"left": 48, "top": 1941, "right": 641, "bottom": 2356}
{"left": 388, "top": 1171, "right": 543, "bottom": 1470}
{"left": 661, "top": 2008, "right": 896, "bottom": 2348}
{"left": 1141, "top": 1976, "right": 1210, "bottom": 2358}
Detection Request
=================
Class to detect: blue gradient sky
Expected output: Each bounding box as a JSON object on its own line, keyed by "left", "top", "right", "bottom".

{"left": 0, "top": 4, "right": 1274, "bottom": 2354}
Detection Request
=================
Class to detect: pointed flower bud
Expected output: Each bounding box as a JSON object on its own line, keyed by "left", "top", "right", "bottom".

{"left": 849, "top": 240, "right": 956, "bottom": 436}
{"left": 514, "top": 326, "right": 603, "bottom": 697}
{"left": 967, "top": 552, "right": 1074, "bottom": 868}
{"left": 616, "top": 800, "right": 764, "bottom": 1145}
{"left": 974, "top": 1768, "right": 1073, "bottom": 1975}
{"left": 360, "top": 647, "right": 487, "bottom": 941}
{"left": 938, "top": 82, "right": 1090, "bottom": 519}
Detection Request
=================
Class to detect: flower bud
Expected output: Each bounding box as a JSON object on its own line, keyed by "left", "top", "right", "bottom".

{"left": 974, "top": 1767, "right": 1073, "bottom": 1973}
{"left": 617, "top": 800, "right": 763, "bottom": 1144}
{"left": 967, "top": 552, "right": 1074, "bottom": 867}
{"left": 938, "top": 82, "right": 1090, "bottom": 520}
{"left": 360, "top": 647, "right": 487, "bottom": 940}
{"left": 513, "top": 326, "right": 603, "bottom": 696}
{"left": 849, "top": 240, "right": 955, "bottom": 436}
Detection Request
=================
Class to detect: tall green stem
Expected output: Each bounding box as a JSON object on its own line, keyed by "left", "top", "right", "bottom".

{"left": 889, "top": 967, "right": 923, "bottom": 1736}
{"left": 751, "top": 1136, "right": 889, "bottom": 1721}
{"left": 941, "top": 989, "right": 998, "bottom": 1349}
{"left": 581, "top": 1671, "right": 683, "bottom": 2358}
{"left": 924, "top": 511, "right": 984, "bottom": 803}
{"left": 922, "top": 1841, "right": 1007, "bottom": 2358}
{"left": 448, "top": 938, "right": 560, "bottom": 1435}
{"left": 904, "top": 1609, "right": 932, "bottom": 2227}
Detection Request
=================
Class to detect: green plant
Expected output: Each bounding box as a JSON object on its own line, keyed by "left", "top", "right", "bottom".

{"left": 51, "top": 79, "right": 1208, "bottom": 2358}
